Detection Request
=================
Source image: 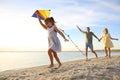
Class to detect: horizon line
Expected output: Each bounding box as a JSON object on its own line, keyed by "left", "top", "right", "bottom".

{"left": 0, "top": 49, "right": 119, "bottom": 52}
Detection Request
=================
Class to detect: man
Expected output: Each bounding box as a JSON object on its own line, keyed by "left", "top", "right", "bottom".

{"left": 77, "top": 26, "right": 99, "bottom": 60}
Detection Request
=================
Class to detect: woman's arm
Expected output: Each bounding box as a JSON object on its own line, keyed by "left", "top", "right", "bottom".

{"left": 111, "top": 37, "right": 119, "bottom": 40}
{"left": 109, "top": 34, "right": 118, "bottom": 40}
{"left": 36, "top": 11, "right": 47, "bottom": 30}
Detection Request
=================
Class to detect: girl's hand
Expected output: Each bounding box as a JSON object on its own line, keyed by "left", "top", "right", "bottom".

{"left": 64, "top": 39, "right": 69, "bottom": 42}
{"left": 35, "top": 10, "right": 41, "bottom": 18}
{"left": 35, "top": 10, "right": 39, "bottom": 14}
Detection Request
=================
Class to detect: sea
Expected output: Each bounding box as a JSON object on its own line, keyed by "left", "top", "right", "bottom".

{"left": 0, "top": 51, "right": 119, "bottom": 72}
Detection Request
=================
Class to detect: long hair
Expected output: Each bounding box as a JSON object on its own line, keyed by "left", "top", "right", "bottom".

{"left": 44, "top": 17, "right": 56, "bottom": 25}
{"left": 104, "top": 28, "right": 108, "bottom": 34}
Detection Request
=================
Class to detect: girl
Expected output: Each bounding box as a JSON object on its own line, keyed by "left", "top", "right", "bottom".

{"left": 99, "top": 28, "right": 118, "bottom": 58}
{"left": 36, "top": 12, "right": 68, "bottom": 68}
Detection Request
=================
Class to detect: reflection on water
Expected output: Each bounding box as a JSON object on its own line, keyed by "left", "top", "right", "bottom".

{"left": 0, "top": 51, "right": 119, "bottom": 72}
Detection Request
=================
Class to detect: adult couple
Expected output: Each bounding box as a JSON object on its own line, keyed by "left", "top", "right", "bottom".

{"left": 77, "top": 26, "right": 118, "bottom": 60}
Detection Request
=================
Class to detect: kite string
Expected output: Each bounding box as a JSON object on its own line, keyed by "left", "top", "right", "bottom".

{"left": 59, "top": 28, "right": 85, "bottom": 55}
{"left": 59, "top": 28, "right": 91, "bottom": 72}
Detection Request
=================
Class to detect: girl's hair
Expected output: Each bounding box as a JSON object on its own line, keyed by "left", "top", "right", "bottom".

{"left": 44, "top": 17, "right": 55, "bottom": 25}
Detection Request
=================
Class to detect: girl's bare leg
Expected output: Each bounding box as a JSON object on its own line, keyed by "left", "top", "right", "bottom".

{"left": 48, "top": 49, "right": 54, "bottom": 68}
{"left": 52, "top": 50, "right": 62, "bottom": 68}
{"left": 104, "top": 47, "right": 108, "bottom": 57}
{"left": 108, "top": 48, "right": 111, "bottom": 58}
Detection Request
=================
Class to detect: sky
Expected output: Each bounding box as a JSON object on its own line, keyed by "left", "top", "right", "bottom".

{"left": 0, "top": 0, "right": 120, "bottom": 51}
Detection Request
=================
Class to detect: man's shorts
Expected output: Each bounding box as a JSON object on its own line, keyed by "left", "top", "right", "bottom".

{"left": 86, "top": 43, "right": 93, "bottom": 50}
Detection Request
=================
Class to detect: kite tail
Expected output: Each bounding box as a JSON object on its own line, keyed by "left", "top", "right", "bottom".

{"left": 59, "top": 28, "right": 85, "bottom": 55}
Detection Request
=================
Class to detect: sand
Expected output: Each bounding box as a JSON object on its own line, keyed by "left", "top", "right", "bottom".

{"left": 0, "top": 56, "right": 120, "bottom": 80}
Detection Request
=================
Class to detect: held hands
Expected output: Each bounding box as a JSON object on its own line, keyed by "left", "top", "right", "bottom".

{"left": 98, "top": 39, "right": 101, "bottom": 42}
{"left": 99, "top": 39, "right": 101, "bottom": 42}
{"left": 98, "top": 38, "right": 102, "bottom": 42}
{"left": 98, "top": 38, "right": 101, "bottom": 42}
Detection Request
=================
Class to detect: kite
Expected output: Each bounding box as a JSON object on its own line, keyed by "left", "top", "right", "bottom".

{"left": 32, "top": 10, "right": 51, "bottom": 20}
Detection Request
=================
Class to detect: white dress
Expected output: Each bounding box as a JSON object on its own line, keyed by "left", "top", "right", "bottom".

{"left": 47, "top": 26, "right": 61, "bottom": 52}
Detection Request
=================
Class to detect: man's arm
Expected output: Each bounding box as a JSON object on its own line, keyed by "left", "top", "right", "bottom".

{"left": 93, "top": 33, "right": 99, "bottom": 41}
{"left": 76, "top": 25, "right": 86, "bottom": 34}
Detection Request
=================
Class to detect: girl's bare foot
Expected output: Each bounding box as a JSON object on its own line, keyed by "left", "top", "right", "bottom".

{"left": 47, "top": 65, "right": 54, "bottom": 68}
{"left": 57, "top": 63, "right": 62, "bottom": 68}
{"left": 108, "top": 56, "right": 111, "bottom": 58}
{"left": 105, "top": 55, "right": 108, "bottom": 57}
{"left": 86, "top": 57, "right": 88, "bottom": 61}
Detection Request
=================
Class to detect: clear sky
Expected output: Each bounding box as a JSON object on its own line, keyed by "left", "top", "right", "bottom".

{"left": 0, "top": 0, "right": 120, "bottom": 51}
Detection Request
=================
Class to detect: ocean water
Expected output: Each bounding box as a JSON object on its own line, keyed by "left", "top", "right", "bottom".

{"left": 0, "top": 51, "right": 119, "bottom": 72}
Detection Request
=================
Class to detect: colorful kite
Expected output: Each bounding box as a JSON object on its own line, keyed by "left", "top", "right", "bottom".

{"left": 32, "top": 10, "right": 51, "bottom": 20}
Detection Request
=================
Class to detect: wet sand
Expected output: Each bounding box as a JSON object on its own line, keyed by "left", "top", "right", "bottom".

{"left": 0, "top": 55, "right": 120, "bottom": 80}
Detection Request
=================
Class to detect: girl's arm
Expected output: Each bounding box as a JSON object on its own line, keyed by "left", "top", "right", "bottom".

{"left": 36, "top": 11, "right": 47, "bottom": 30}
{"left": 54, "top": 26, "right": 68, "bottom": 41}
{"left": 76, "top": 25, "right": 86, "bottom": 34}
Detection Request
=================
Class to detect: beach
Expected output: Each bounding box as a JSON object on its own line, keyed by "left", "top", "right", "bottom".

{"left": 0, "top": 55, "right": 120, "bottom": 80}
